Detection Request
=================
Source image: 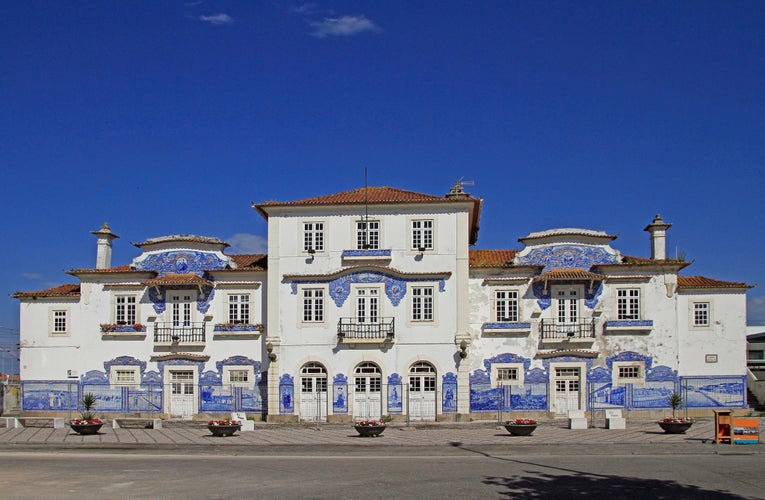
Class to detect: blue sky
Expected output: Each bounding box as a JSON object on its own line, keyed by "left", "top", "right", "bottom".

{"left": 2, "top": 1, "right": 764, "bottom": 368}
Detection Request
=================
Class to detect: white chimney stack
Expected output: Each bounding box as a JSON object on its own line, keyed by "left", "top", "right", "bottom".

{"left": 91, "top": 222, "right": 119, "bottom": 269}
{"left": 644, "top": 214, "right": 671, "bottom": 260}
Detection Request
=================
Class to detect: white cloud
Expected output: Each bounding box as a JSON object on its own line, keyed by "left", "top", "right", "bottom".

{"left": 290, "top": 3, "right": 320, "bottom": 15}
{"left": 199, "top": 13, "right": 234, "bottom": 25}
{"left": 226, "top": 233, "right": 268, "bottom": 254}
{"left": 309, "top": 15, "right": 380, "bottom": 38}
{"left": 748, "top": 295, "right": 765, "bottom": 324}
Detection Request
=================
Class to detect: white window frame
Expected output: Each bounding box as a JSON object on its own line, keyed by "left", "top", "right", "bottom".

{"left": 50, "top": 308, "right": 69, "bottom": 335}
{"left": 300, "top": 286, "right": 326, "bottom": 325}
{"left": 356, "top": 219, "right": 380, "bottom": 250}
{"left": 692, "top": 301, "right": 711, "bottom": 328}
{"left": 612, "top": 361, "right": 646, "bottom": 387}
{"left": 223, "top": 366, "right": 254, "bottom": 388}
{"left": 114, "top": 294, "right": 138, "bottom": 325}
{"left": 410, "top": 218, "right": 435, "bottom": 251}
{"left": 411, "top": 285, "right": 435, "bottom": 322}
{"left": 616, "top": 288, "right": 641, "bottom": 321}
{"left": 110, "top": 366, "right": 140, "bottom": 387}
{"left": 303, "top": 221, "right": 325, "bottom": 253}
{"left": 227, "top": 293, "right": 251, "bottom": 324}
{"left": 491, "top": 362, "right": 524, "bottom": 388}
{"left": 493, "top": 289, "right": 520, "bottom": 322}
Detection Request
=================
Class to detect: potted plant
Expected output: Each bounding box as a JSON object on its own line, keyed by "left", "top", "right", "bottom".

{"left": 207, "top": 418, "right": 242, "bottom": 437}
{"left": 70, "top": 392, "right": 104, "bottom": 435}
{"left": 353, "top": 416, "right": 391, "bottom": 437}
{"left": 658, "top": 392, "right": 695, "bottom": 434}
{"left": 503, "top": 418, "right": 538, "bottom": 436}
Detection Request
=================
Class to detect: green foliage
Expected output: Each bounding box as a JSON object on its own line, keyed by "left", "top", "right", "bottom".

{"left": 668, "top": 392, "right": 683, "bottom": 418}
{"left": 80, "top": 392, "right": 97, "bottom": 420}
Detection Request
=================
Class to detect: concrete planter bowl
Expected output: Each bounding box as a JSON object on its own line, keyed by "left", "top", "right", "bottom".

{"left": 354, "top": 424, "right": 386, "bottom": 437}
{"left": 207, "top": 424, "right": 241, "bottom": 437}
{"left": 503, "top": 424, "right": 537, "bottom": 436}
{"left": 658, "top": 421, "right": 694, "bottom": 434}
{"left": 70, "top": 422, "right": 104, "bottom": 435}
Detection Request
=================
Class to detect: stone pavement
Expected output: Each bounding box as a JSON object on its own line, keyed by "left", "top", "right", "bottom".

{"left": 0, "top": 418, "right": 762, "bottom": 454}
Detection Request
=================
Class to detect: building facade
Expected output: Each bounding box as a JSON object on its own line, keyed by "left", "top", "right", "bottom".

{"left": 14, "top": 183, "right": 751, "bottom": 421}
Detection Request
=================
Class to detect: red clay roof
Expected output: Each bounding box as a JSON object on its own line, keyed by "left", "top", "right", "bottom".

{"left": 254, "top": 185, "right": 483, "bottom": 244}
{"left": 228, "top": 254, "right": 268, "bottom": 270}
{"left": 620, "top": 256, "right": 688, "bottom": 265}
{"left": 12, "top": 284, "right": 81, "bottom": 299}
{"left": 142, "top": 273, "right": 213, "bottom": 287}
{"left": 67, "top": 265, "right": 151, "bottom": 275}
{"left": 469, "top": 249, "right": 519, "bottom": 268}
{"left": 532, "top": 268, "right": 606, "bottom": 282}
{"left": 677, "top": 276, "right": 751, "bottom": 289}
{"left": 256, "top": 186, "right": 463, "bottom": 207}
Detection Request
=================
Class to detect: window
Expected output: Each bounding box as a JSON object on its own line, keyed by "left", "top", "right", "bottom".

{"left": 494, "top": 290, "right": 519, "bottom": 322}
{"left": 228, "top": 294, "right": 250, "bottom": 324}
{"left": 303, "top": 222, "right": 324, "bottom": 252}
{"left": 693, "top": 302, "right": 710, "bottom": 327}
{"left": 411, "top": 286, "right": 434, "bottom": 321}
{"left": 411, "top": 219, "right": 434, "bottom": 251}
{"left": 52, "top": 310, "right": 68, "bottom": 334}
{"left": 228, "top": 370, "right": 249, "bottom": 383}
{"left": 491, "top": 363, "right": 524, "bottom": 387}
{"left": 618, "top": 365, "right": 641, "bottom": 379}
{"left": 356, "top": 220, "right": 380, "bottom": 250}
{"left": 617, "top": 289, "right": 641, "bottom": 320}
{"left": 303, "top": 288, "right": 324, "bottom": 323}
{"left": 115, "top": 295, "right": 137, "bottom": 325}
{"left": 111, "top": 367, "right": 139, "bottom": 386}
{"left": 613, "top": 361, "right": 645, "bottom": 386}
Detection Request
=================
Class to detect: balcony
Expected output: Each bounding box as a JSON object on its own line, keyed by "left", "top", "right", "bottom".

{"left": 154, "top": 322, "right": 206, "bottom": 345}
{"left": 337, "top": 317, "right": 395, "bottom": 344}
{"left": 540, "top": 319, "right": 595, "bottom": 345}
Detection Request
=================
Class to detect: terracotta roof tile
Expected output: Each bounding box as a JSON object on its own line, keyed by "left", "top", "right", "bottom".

{"left": 142, "top": 273, "right": 213, "bottom": 287}
{"left": 67, "top": 265, "right": 149, "bottom": 275}
{"left": 257, "top": 186, "right": 461, "bottom": 208}
{"left": 621, "top": 256, "right": 688, "bottom": 265}
{"left": 469, "top": 249, "right": 518, "bottom": 268}
{"left": 254, "top": 185, "right": 483, "bottom": 244}
{"left": 12, "top": 284, "right": 81, "bottom": 298}
{"left": 677, "top": 276, "right": 752, "bottom": 289}
{"left": 532, "top": 268, "right": 606, "bottom": 282}
{"left": 228, "top": 254, "right": 268, "bottom": 270}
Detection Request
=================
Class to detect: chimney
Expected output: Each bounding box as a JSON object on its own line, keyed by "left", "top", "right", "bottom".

{"left": 644, "top": 214, "right": 671, "bottom": 260}
{"left": 90, "top": 222, "right": 119, "bottom": 269}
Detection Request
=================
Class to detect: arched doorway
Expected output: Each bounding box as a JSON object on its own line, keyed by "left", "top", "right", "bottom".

{"left": 408, "top": 361, "right": 436, "bottom": 421}
{"left": 353, "top": 362, "right": 382, "bottom": 420}
{"left": 299, "top": 362, "right": 328, "bottom": 422}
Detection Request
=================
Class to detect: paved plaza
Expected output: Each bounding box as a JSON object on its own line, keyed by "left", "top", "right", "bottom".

{"left": 0, "top": 418, "right": 762, "bottom": 453}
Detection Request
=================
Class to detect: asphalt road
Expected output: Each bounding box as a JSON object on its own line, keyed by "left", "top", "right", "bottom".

{"left": 0, "top": 447, "right": 762, "bottom": 499}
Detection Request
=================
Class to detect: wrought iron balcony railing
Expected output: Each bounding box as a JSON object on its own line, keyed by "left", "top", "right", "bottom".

{"left": 154, "top": 322, "right": 206, "bottom": 344}
{"left": 337, "top": 317, "right": 395, "bottom": 342}
{"left": 540, "top": 319, "right": 595, "bottom": 340}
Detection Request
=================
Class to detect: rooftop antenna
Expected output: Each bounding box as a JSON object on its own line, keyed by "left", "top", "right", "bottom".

{"left": 447, "top": 178, "right": 475, "bottom": 197}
